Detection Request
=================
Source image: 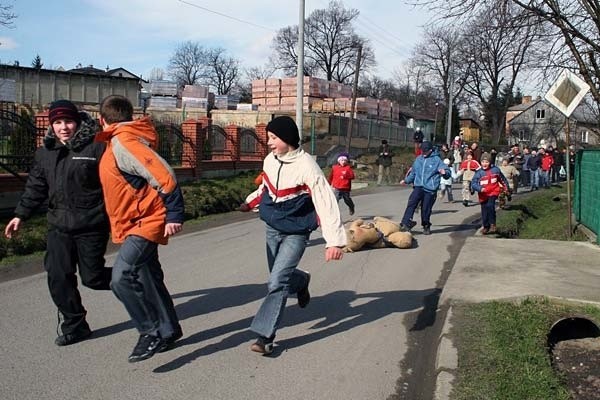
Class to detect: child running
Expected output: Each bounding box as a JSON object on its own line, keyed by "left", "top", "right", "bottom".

{"left": 328, "top": 153, "right": 356, "bottom": 215}
{"left": 471, "top": 152, "right": 510, "bottom": 235}
{"left": 239, "top": 116, "right": 346, "bottom": 355}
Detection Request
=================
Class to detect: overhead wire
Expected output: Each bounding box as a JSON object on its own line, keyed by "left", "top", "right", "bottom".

{"left": 175, "top": 0, "right": 415, "bottom": 79}
{"left": 176, "top": 0, "right": 274, "bottom": 32}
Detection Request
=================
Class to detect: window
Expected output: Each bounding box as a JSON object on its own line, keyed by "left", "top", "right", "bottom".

{"left": 580, "top": 130, "right": 589, "bottom": 143}
{"left": 536, "top": 109, "right": 545, "bottom": 119}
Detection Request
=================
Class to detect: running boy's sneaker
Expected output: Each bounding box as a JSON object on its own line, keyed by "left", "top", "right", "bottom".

{"left": 297, "top": 271, "right": 311, "bottom": 308}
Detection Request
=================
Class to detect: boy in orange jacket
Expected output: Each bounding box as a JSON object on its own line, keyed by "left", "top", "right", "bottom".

{"left": 97, "top": 95, "right": 184, "bottom": 363}
{"left": 328, "top": 153, "right": 356, "bottom": 215}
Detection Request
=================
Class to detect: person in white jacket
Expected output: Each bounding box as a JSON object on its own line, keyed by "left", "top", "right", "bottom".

{"left": 239, "top": 116, "right": 346, "bottom": 355}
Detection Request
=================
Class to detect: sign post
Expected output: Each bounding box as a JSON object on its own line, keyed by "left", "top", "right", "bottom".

{"left": 544, "top": 70, "right": 590, "bottom": 237}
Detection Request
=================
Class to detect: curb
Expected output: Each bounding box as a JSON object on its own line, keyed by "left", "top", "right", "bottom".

{"left": 434, "top": 306, "right": 457, "bottom": 400}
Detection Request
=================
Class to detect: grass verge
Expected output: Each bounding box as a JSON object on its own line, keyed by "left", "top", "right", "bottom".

{"left": 451, "top": 297, "right": 600, "bottom": 400}
{"left": 496, "top": 183, "right": 587, "bottom": 241}
{"left": 451, "top": 182, "right": 598, "bottom": 399}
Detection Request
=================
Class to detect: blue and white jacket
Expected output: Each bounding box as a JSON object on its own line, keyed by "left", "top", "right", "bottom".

{"left": 404, "top": 151, "right": 451, "bottom": 192}
{"left": 245, "top": 148, "right": 346, "bottom": 247}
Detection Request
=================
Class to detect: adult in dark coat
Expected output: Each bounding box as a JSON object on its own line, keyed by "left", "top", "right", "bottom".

{"left": 4, "top": 100, "right": 111, "bottom": 346}
{"left": 377, "top": 140, "right": 394, "bottom": 185}
{"left": 551, "top": 146, "right": 565, "bottom": 182}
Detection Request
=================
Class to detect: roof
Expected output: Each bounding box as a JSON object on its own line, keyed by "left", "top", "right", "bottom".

{"left": 68, "top": 66, "right": 107, "bottom": 75}
{"left": 508, "top": 98, "right": 599, "bottom": 126}
{"left": 396, "top": 106, "right": 435, "bottom": 122}
{"left": 507, "top": 99, "right": 543, "bottom": 112}
{"left": 106, "top": 67, "right": 143, "bottom": 81}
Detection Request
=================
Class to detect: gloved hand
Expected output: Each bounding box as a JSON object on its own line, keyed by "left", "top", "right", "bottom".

{"left": 238, "top": 203, "right": 251, "bottom": 212}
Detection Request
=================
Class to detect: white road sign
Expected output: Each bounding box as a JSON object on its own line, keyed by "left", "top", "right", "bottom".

{"left": 544, "top": 69, "right": 590, "bottom": 117}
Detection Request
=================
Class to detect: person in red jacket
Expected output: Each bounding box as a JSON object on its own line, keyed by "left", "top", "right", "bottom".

{"left": 540, "top": 148, "right": 554, "bottom": 188}
{"left": 328, "top": 153, "right": 356, "bottom": 215}
{"left": 471, "top": 152, "right": 510, "bottom": 235}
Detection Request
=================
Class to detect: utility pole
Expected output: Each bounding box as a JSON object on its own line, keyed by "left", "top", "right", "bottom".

{"left": 433, "top": 101, "right": 439, "bottom": 143}
{"left": 296, "top": 0, "right": 305, "bottom": 144}
{"left": 446, "top": 62, "right": 454, "bottom": 146}
{"left": 346, "top": 44, "right": 362, "bottom": 152}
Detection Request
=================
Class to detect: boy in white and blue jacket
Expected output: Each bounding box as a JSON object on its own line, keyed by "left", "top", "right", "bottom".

{"left": 239, "top": 116, "right": 346, "bottom": 355}
{"left": 439, "top": 158, "right": 459, "bottom": 202}
{"left": 400, "top": 141, "right": 451, "bottom": 235}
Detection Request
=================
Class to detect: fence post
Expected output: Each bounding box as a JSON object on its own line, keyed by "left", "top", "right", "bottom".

{"left": 310, "top": 113, "right": 316, "bottom": 155}
{"left": 255, "top": 123, "right": 268, "bottom": 159}
{"left": 224, "top": 124, "right": 241, "bottom": 161}
{"left": 367, "top": 119, "right": 372, "bottom": 151}
{"left": 181, "top": 119, "right": 205, "bottom": 177}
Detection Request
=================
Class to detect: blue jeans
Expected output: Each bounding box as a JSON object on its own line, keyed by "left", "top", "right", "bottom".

{"left": 111, "top": 235, "right": 181, "bottom": 338}
{"left": 539, "top": 170, "right": 550, "bottom": 187}
{"left": 480, "top": 196, "right": 497, "bottom": 228}
{"left": 250, "top": 225, "right": 310, "bottom": 339}
{"left": 529, "top": 169, "right": 540, "bottom": 189}
{"left": 401, "top": 186, "right": 437, "bottom": 227}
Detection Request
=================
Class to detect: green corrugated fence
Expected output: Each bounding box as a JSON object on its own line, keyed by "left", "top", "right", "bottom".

{"left": 574, "top": 149, "right": 600, "bottom": 244}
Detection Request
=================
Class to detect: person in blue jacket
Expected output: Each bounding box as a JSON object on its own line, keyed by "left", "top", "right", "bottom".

{"left": 399, "top": 141, "right": 451, "bottom": 235}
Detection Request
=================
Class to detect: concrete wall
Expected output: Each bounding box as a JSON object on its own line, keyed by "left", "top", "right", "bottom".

{"left": 0, "top": 65, "right": 140, "bottom": 107}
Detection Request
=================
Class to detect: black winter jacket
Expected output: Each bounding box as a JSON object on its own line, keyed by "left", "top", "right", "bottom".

{"left": 14, "top": 112, "right": 109, "bottom": 233}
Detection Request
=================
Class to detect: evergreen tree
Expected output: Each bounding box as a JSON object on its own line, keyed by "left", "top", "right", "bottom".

{"left": 31, "top": 54, "right": 43, "bottom": 69}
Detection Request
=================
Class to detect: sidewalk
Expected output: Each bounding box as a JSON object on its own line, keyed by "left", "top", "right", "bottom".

{"left": 434, "top": 237, "right": 600, "bottom": 399}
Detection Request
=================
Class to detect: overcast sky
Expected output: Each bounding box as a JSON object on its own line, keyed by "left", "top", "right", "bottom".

{"left": 0, "top": 0, "right": 432, "bottom": 81}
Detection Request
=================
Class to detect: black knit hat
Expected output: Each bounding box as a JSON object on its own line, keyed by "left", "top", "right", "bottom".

{"left": 49, "top": 100, "right": 81, "bottom": 125}
{"left": 266, "top": 116, "right": 300, "bottom": 148}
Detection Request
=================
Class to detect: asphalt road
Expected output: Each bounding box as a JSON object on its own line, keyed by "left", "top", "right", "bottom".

{"left": 0, "top": 186, "right": 482, "bottom": 400}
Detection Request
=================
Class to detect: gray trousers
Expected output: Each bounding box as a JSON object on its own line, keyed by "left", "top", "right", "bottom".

{"left": 110, "top": 235, "right": 181, "bottom": 338}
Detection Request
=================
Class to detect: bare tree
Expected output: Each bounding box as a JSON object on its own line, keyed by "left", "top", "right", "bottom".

{"left": 236, "top": 65, "right": 279, "bottom": 103}
{"left": 270, "top": 0, "right": 375, "bottom": 83}
{"left": 410, "top": 3, "right": 543, "bottom": 143}
{"left": 411, "top": 26, "right": 465, "bottom": 109}
{"left": 168, "top": 41, "right": 209, "bottom": 87}
{"left": 459, "top": 3, "right": 543, "bottom": 143}
{"left": 408, "top": 0, "right": 600, "bottom": 105}
{"left": 148, "top": 67, "right": 165, "bottom": 81}
{"left": 204, "top": 48, "right": 240, "bottom": 95}
{"left": 358, "top": 75, "right": 397, "bottom": 100}
{"left": 0, "top": 3, "right": 16, "bottom": 29}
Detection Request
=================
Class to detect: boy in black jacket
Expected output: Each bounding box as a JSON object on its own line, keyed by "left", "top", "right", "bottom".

{"left": 4, "top": 100, "right": 111, "bottom": 346}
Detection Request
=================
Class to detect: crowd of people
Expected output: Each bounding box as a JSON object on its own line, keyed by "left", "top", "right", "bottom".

{"left": 397, "top": 136, "right": 574, "bottom": 235}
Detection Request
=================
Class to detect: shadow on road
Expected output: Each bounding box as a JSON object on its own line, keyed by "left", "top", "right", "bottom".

{"left": 91, "top": 283, "right": 266, "bottom": 340}
{"left": 153, "top": 287, "right": 434, "bottom": 373}
{"left": 427, "top": 224, "right": 478, "bottom": 235}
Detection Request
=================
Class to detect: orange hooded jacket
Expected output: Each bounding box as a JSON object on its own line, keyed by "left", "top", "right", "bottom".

{"left": 96, "top": 117, "right": 184, "bottom": 245}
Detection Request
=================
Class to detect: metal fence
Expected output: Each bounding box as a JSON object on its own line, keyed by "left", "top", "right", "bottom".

{"left": 0, "top": 103, "right": 38, "bottom": 177}
{"left": 326, "top": 115, "right": 413, "bottom": 147}
{"left": 154, "top": 119, "right": 184, "bottom": 167}
{"left": 574, "top": 149, "right": 600, "bottom": 243}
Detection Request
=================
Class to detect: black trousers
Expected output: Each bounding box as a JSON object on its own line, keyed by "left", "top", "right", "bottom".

{"left": 335, "top": 189, "right": 355, "bottom": 213}
{"left": 45, "top": 228, "right": 111, "bottom": 335}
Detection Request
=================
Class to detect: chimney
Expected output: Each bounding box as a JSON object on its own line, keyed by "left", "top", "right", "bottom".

{"left": 522, "top": 95, "right": 532, "bottom": 104}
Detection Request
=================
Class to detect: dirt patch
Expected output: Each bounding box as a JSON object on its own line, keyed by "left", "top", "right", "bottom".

{"left": 553, "top": 338, "right": 600, "bottom": 399}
